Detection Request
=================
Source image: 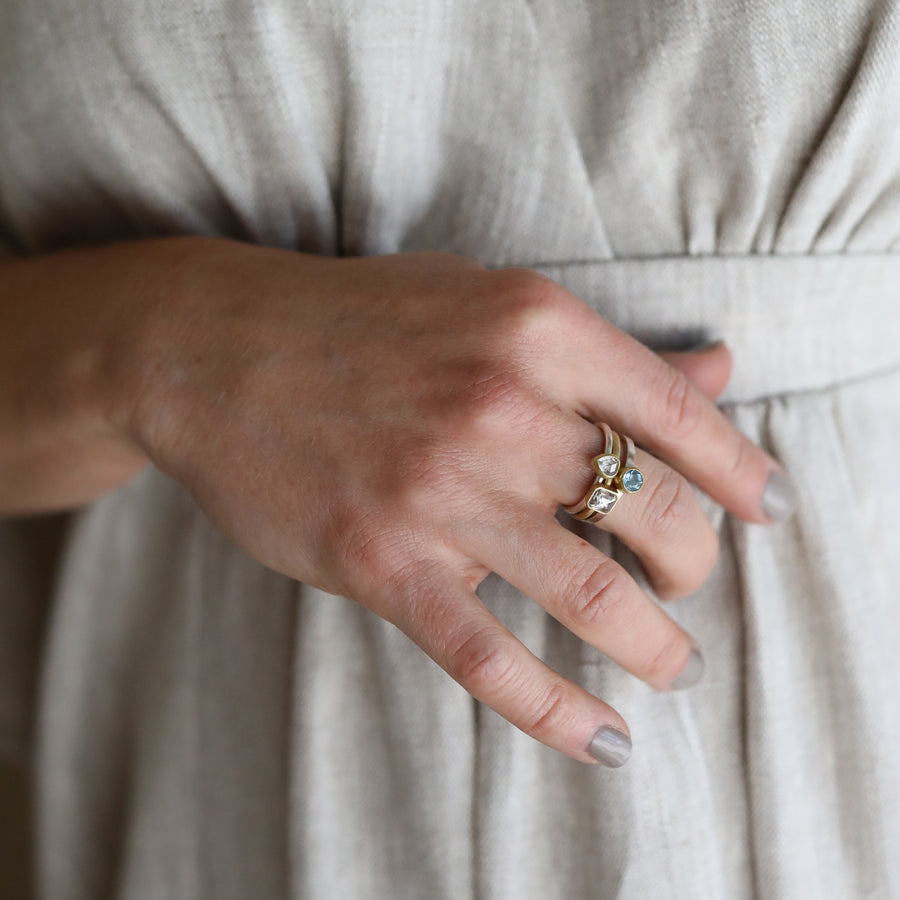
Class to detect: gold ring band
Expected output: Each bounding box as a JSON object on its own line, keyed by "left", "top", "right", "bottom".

{"left": 564, "top": 423, "right": 644, "bottom": 522}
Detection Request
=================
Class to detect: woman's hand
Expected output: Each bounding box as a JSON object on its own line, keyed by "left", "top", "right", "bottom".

{"left": 98, "top": 238, "right": 793, "bottom": 766}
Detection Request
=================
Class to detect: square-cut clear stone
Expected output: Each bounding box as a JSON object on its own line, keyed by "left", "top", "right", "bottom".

{"left": 588, "top": 486, "right": 619, "bottom": 514}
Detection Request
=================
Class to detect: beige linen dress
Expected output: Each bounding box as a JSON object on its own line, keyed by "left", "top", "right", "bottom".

{"left": 2, "top": 1, "right": 900, "bottom": 897}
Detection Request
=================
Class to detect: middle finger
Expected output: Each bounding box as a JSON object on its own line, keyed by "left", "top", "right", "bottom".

{"left": 454, "top": 499, "right": 701, "bottom": 693}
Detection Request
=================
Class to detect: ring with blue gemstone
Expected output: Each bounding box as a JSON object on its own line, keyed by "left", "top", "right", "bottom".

{"left": 564, "top": 423, "right": 644, "bottom": 523}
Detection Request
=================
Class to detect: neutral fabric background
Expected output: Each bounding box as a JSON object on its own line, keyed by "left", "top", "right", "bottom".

{"left": 1, "top": 1, "right": 899, "bottom": 897}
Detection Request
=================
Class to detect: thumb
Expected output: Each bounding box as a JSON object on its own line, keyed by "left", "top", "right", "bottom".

{"left": 657, "top": 340, "right": 733, "bottom": 401}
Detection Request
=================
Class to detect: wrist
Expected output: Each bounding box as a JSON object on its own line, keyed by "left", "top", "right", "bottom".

{"left": 0, "top": 236, "right": 230, "bottom": 511}
{"left": 0, "top": 242, "right": 160, "bottom": 509}
{"left": 96, "top": 235, "right": 236, "bottom": 451}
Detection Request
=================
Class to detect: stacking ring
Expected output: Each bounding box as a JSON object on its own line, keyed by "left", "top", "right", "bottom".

{"left": 564, "top": 422, "right": 644, "bottom": 522}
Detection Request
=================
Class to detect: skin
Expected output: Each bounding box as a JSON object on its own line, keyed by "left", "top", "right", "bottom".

{"left": 0, "top": 236, "right": 779, "bottom": 764}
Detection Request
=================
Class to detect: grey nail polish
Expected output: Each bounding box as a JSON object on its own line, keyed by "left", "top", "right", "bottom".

{"left": 671, "top": 646, "right": 705, "bottom": 690}
{"left": 760, "top": 470, "right": 799, "bottom": 523}
{"left": 587, "top": 725, "right": 632, "bottom": 767}
{"left": 686, "top": 339, "right": 724, "bottom": 353}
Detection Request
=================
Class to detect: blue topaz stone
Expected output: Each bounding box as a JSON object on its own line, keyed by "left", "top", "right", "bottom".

{"left": 620, "top": 468, "right": 643, "bottom": 493}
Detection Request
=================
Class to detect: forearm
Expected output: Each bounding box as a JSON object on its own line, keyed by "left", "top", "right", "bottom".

{"left": 0, "top": 237, "right": 205, "bottom": 514}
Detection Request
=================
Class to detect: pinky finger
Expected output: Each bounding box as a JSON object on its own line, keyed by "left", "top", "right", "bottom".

{"left": 387, "top": 563, "right": 634, "bottom": 767}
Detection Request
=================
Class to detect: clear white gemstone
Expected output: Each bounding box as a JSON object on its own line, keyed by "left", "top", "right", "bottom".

{"left": 588, "top": 486, "right": 619, "bottom": 514}
{"left": 594, "top": 455, "right": 620, "bottom": 478}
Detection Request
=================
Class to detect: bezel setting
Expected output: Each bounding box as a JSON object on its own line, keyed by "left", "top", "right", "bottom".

{"left": 619, "top": 467, "right": 644, "bottom": 493}
{"left": 587, "top": 485, "right": 620, "bottom": 515}
{"left": 592, "top": 454, "right": 621, "bottom": 479}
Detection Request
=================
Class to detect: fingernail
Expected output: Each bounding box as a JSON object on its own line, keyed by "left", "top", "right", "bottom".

{"left": 760, "top": 470, "right": 798, "bottom": 523}
{"left": 587, "top": 725, "right": 632, "bottom": 767}
{"left": 686, "top": 339, "right": 724, "bottom": 353}
{"left": 671, "top": 646, "right": 705, "bottom": 690}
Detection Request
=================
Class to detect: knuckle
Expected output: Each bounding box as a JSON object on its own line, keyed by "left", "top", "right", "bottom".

{"left": 448, "top": 626, "right": 521, "bottom": 696}
{"left": 639, "top": 470, "right": 691, "bottom": 539}
{"left": 523, "top": 681, "right": 572, "bottom": 740}
{"left": 490, "top": 266, "right": 557, "bottom": 308}
{"left": 488, "top": 267, "right": 567, "bottom": 343}
{"left": 566, "top": 558, "right": 631, "bottom": 630}
{"left": 656, "top": 365, "right": 704, "bottom": 442}
{"left": 639, "top": 475, "right": 721, "bottom": 600}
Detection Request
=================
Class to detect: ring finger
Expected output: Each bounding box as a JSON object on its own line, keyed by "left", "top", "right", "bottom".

{"left": 548, "top": 414, "right": 721, "bottom": 602}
